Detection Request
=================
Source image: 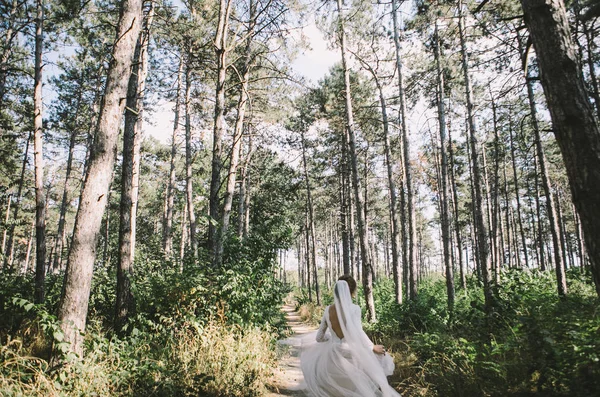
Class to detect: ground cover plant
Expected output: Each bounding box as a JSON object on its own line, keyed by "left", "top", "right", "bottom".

{"left": 363, "top": 269, "right": 600, "bottom": 397}
{"left": 0, "top": 253, "right": 287, "bottom": 397}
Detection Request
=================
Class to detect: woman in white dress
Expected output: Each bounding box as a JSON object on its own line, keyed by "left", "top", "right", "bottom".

{"left": 300, "top": 275, "right": 401, "bottom": 397}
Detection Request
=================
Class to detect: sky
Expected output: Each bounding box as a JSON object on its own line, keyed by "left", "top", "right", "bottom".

{"left": 145, "top": 19, "right": 339, "bottom": 144}
{"left": 291, "top": 22, "right": 340, "bottom": 84}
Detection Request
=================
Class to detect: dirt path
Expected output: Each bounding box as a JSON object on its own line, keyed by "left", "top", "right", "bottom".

{"left": 266, "top": 304, "right": 316, "bottom": 396}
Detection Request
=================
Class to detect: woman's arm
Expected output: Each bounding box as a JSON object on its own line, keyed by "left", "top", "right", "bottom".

{"left": 353, "top": 305, "right": 385, "bottom": 354}
{"left": 316, "top": 307, "right": 330, "bottom": 342}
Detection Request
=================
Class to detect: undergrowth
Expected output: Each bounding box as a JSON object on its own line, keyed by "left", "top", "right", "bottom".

{"left": 0, "top": 247, "right": 288, "bottom": 397}
{"left": 365, "top": 268, "right": 600, "bottom": 397}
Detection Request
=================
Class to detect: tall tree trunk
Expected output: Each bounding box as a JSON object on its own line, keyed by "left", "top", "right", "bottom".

{"left": 237, "top": 134, "right": 254, "bottom": 239}
{"left": 208, "top": 0, "right": 233, "bottom": 262}
{"left": 184, "top": 63, "right": 198, "bottom": 257}
{"left": 491, "top": 94, "right": 502, "bottom": 281}
{"left": 465, "top": 128, "right": 480, "bottom": 279}
{"left": 339, "top": 171, "right": 351, "bottom": 275}
{"left": 304, "top": 215, "right": 312, "bottom": 302}
{"left": 116, "top": 5, "right": 153, "bottom": 331}
{"left": 434, "top": 22, "right": 454, "bottom": 311}
{"left": 532, "top": 153, "right": 546, "bottom": 270}
{"left": 336, "top": 0, "right": 375, "bottom": 321}
{"left": 53, "top": 80, "right": 101, "bottom": 270}
{"left": 509, "top": 115, "right": 529, "bottom": 268}
{"left": 24, "top": 219, "right": 35, "bottom": 273}
{"left": 555, "top": 192, "right": 569, "bottom": 270}
{"left": 216, "top": 1, "right": 254, "bottom": 267}
{"left": 482, "top": 147, "right": 496, "bottom": 278}
{"left": 392, "top": 0, "right": 417, "bottom": 301}
{"left": 448, "top": 123, "right": 466, "bottom": 290}
{"left": 163, "top": 55, "right": 183, "bottom": 256}
{"left": 101, "top": 177, "right": 114, "bottom": 267}
{"left": 358, "top": 56, "right": 401, "bottom": 303}
{"left": 1, "top": 194, "right": 11, "bottom": 255}
{"left": 4, "top": 135, "right": 30, "bottom": 270}
{"left": 33, "top": 0, "right": 46, "bottom": 303}
{"left": 345, "top": 136, "right": 357, "bottom": 280}
{"left": 52, "top": 121, "right": 78, "bottom": 272}
{"left": 301, "top": 130, "right": 321, "bottom": 305}
{"left": 518, "top": 30, "right": 567, "bottom": 295}
{"left": 297, "top": 239, "right": 303, "bottom": 287}
{"left": 56, "top": 0, "right": 143, "bottom": 357}
{"left": 180, "top": 198, "right": 188, "bottom": 262}
{"left": 458, "top": 1, "right": 493, "bottom": 313}
{"left": 519, "top": 0, "right": 598, "bottom": 293}
{"left": 573, "top": 204, "right": 586, "bottom": 271}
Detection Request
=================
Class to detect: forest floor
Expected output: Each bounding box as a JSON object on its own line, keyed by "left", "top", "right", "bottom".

{"left": 266, "top": 304, "right": 315, "bottom": 396}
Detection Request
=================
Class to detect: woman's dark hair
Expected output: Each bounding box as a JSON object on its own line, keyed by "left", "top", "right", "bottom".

{"left": 338, "top": 274, "right": 357, "bottom": 295}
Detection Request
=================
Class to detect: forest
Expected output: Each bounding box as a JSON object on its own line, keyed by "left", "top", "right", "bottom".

{"left": 1, "top": 0, "right": 600, "bottom": 395}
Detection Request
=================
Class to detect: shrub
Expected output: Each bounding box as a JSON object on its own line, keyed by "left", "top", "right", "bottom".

{"left": 368, "top": 269, "right": 600, "bottom": 397}
{"left": 0, "top": 318, "right": 277, "bottom": 396}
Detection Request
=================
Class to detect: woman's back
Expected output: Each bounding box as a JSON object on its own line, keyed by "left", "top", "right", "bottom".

{"left": 328, "top": 304, "right": 344, "bottom": 339}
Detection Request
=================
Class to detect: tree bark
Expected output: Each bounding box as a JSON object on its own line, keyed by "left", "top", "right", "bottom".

{"left": 33, "top": 0, "right": 46, "bottom": 304}
{"left": 216, "top": 0, "right": 255, "bottom": 267}
{"left": 180, "top": 197, "right": 188, "bottom": 262}
{"left": 491, "top": 94, "right": 502, "bottom": 280}
{"left": 482, "top": 147, "right": 495, "bottom": 279}
{"left": 237, "top": 134, "right": 254, "bottom": 239}
{"left": 24, "top": 219, "right": 35, "bottom": 274}
{"left": 52, "top": 103, "right": 79, "bottom": 272}
{"left": 519, "top": 0, "right": 600, "bottom": 293}
{"left": 4, "top": 107, "right": 30, "bottom": 269}
{"left": 56, "top": 0, "right": 143, "bottom": 357}
{"left": 448, "top": 122, "right": 466, "bottom": 290}
{"left": 163, "top": 55, "right": 183, "bottom": 257}
{"left": 434, "top": 22, "right": 454, "bottom": 311}
{"left": 517, "top": 29, "right": 567, "bottom": 295}
{"left": 184, "top": 63, "right": 198, "bottom": 258}
{"left": 509, "top": 115, "right": 529, "bottom": 268}
{"left": 116, "top": 5, "right": 153, "bottom": 331}
{"left": 573, "top": 204, "right": 586, "bottom": 271}
{"left": 392, "top": 0, "right": 417, "bottom": 301}
{"left": 532, "top": 152, "right": 546, "bottom": 271}
{"left": 304, "top": 215, "right": 312, "bottom": 302}
{"left": 1, "top": 194, "right": 11, "bottom": 255}
{"left": 301, "top": 130, "right": 320, "bottom": 305}
{"left": 339, "top": 170, "right": 351, "bottom": 275}
{"left": 336, "top": 0, "right": 375, "bottom": 321}
{"left": 208, "top": 0, "right": 233, "bottom": 262}
{"left": 357, "top": 54, "right": 402, "bottom": 303}
{"left": 458, "top": 1, "right": 493, "bottom": 313}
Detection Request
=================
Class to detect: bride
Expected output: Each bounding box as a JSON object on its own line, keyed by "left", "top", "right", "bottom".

{"left": 300, "top": 275, "right": 401, "bottom": 397}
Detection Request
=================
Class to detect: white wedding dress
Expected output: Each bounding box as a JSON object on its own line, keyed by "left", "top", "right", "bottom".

{"left": 300, "top": 281, "right": 401, "bottom": 397}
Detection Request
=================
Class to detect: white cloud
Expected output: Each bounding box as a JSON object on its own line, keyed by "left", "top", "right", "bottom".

{"left": 144, "top": 101, "right": 175, "bottom": 144}
{"left": 291, "top": 22, "right": 340, "bottom": 84}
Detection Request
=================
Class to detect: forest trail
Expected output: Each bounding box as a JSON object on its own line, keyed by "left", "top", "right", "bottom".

{"left": 266, "top": 304, "right": 315, "bottom": 396}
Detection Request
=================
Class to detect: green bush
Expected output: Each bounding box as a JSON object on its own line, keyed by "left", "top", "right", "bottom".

{"left": 369, "top": 269, "right": 600, "bottom": 397}
{"left": 0, "top": 318, "right": 276, "bottom": 396}
{"left": 0, "top": 242, "right": 288, "bottom": 396}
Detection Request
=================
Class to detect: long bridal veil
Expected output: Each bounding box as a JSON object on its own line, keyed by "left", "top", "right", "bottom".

{"left": 300, "top": 280, "right": 401, "bottom": 397}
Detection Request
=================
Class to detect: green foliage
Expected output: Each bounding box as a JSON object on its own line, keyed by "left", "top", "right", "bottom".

{"left": 0, "top": 318, "right": 276, "bottom": 397}
{"left": 0, "top": 254, "right": 283, "bottom": 396}
{"left": 371, "top": 270, "right": 600, "bottom": 397}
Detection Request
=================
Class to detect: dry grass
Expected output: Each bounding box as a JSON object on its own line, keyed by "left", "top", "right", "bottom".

{"left": 0, "top": 322, "right": 277, "bottom": 397}
{"left": 296, "top": 303, "right": 324, "bottom": 326}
